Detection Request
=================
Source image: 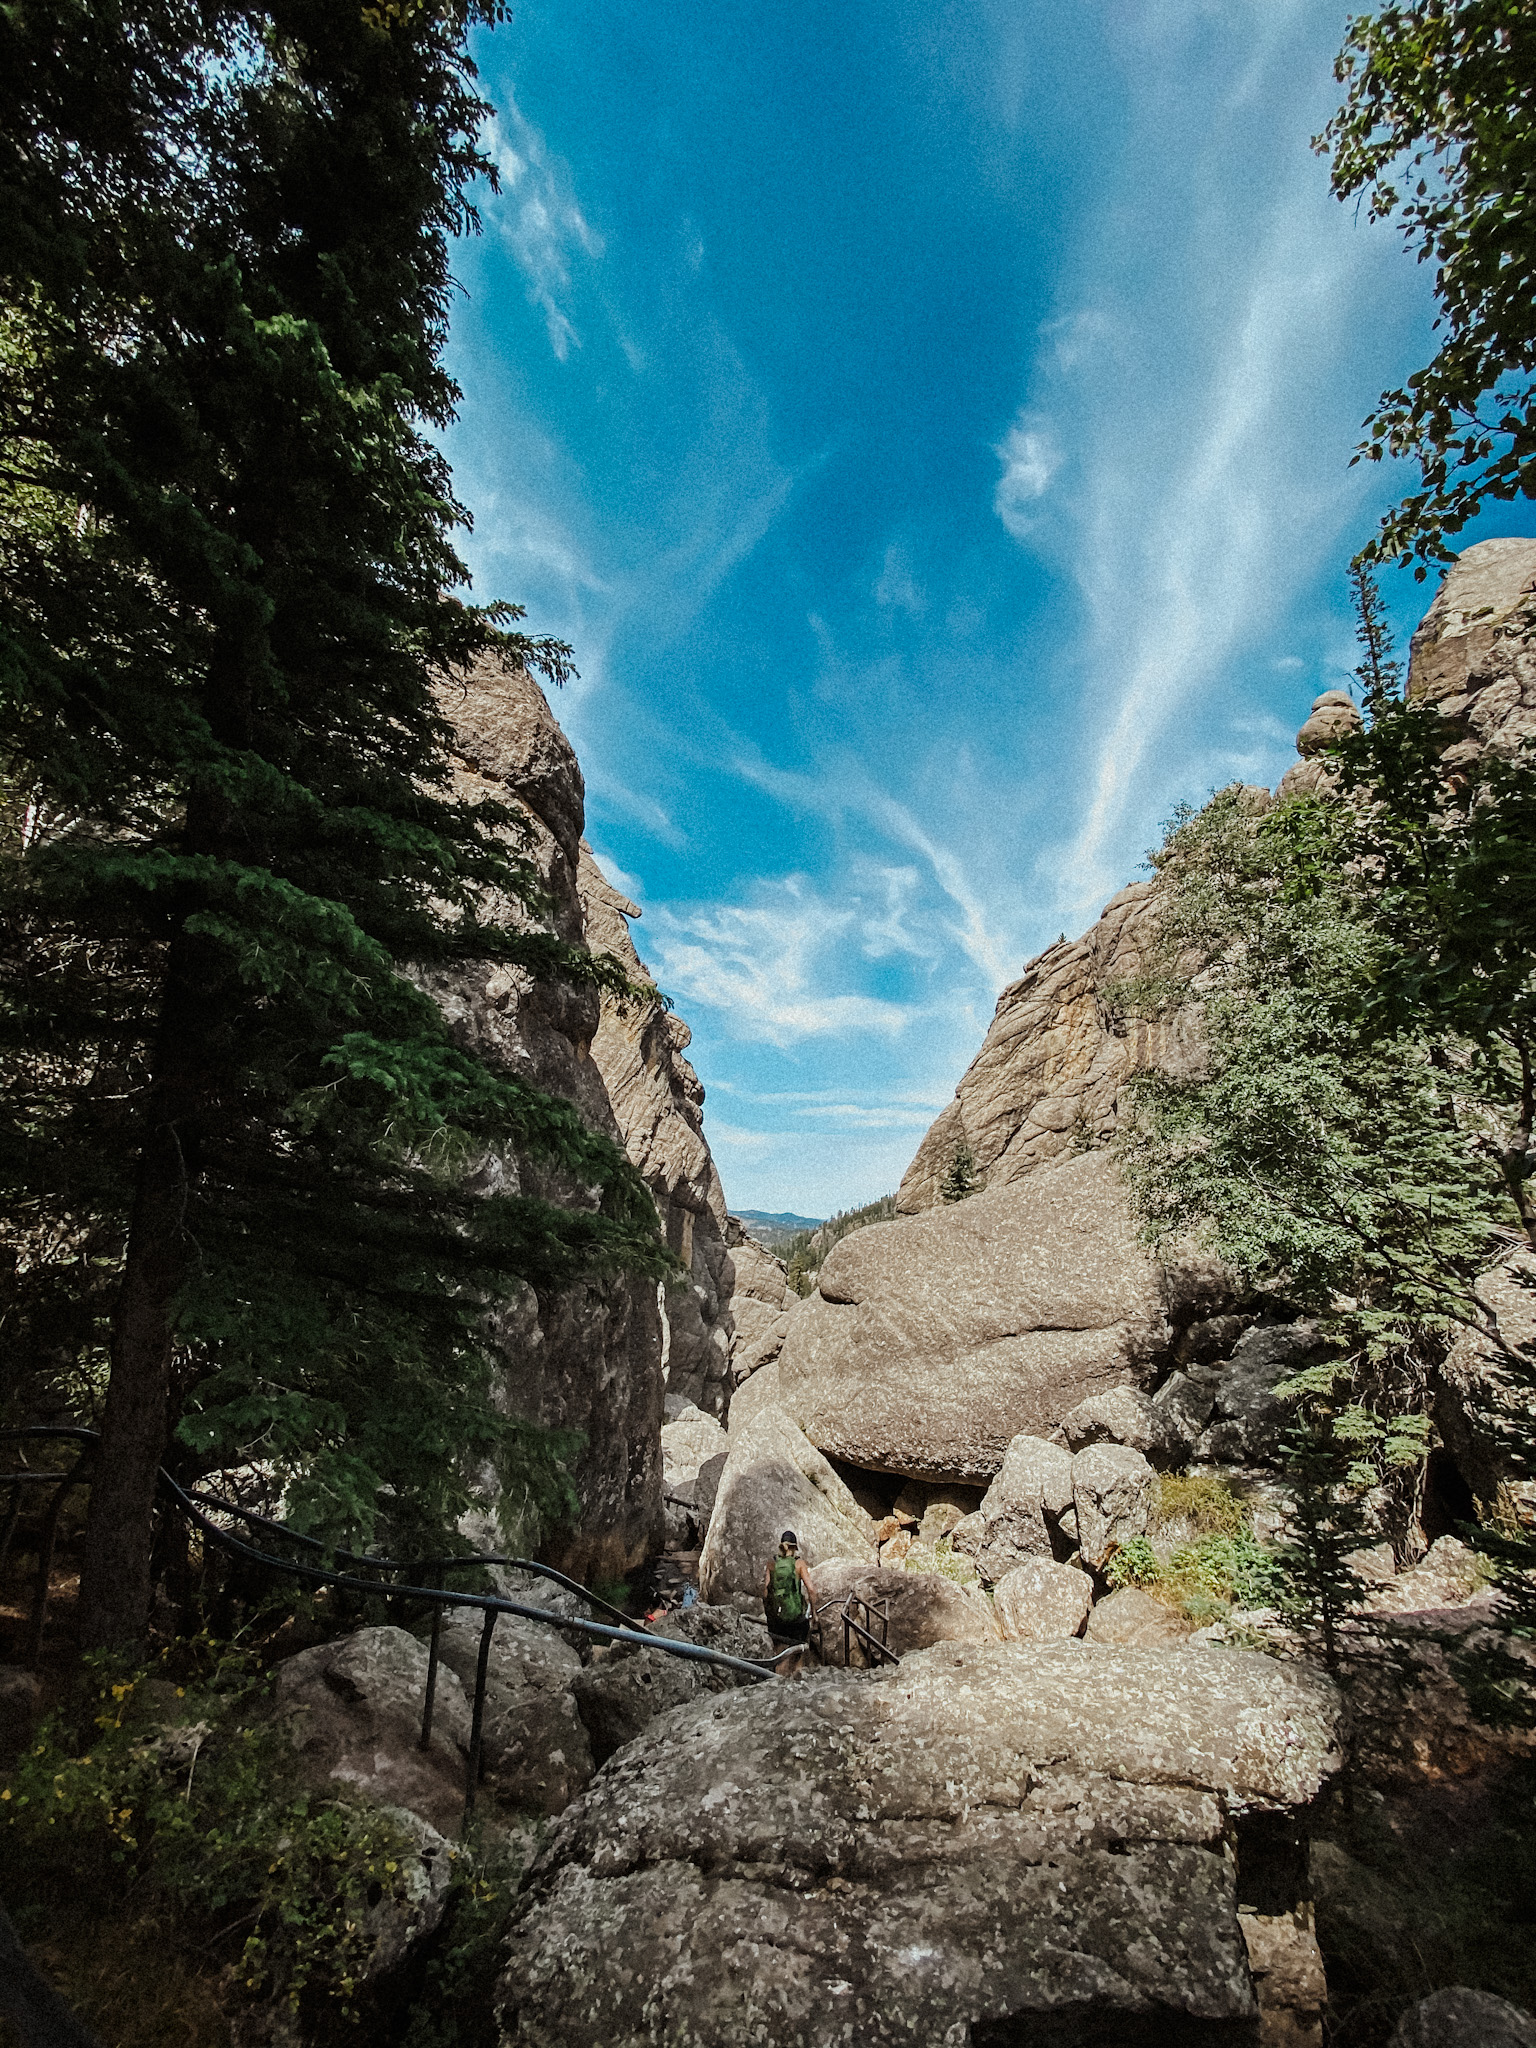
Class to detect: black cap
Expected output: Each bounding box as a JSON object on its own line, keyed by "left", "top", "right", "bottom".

{"left": 781, "top": 1529, "right": 798, "bottom": 1547}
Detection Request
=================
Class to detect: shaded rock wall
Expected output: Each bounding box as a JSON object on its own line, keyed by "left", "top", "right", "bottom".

{"left": 575, "top": 846, "right": 792, "bottom": 1418}
{"left": 425, "top": 658, "right": 666, "bottom": 1583}
{"left": 425, "top": 659, "right": 782, "bottom": 1580}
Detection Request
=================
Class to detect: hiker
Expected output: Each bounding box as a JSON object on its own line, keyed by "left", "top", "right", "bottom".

{"left": 762, "top": 1528, "right": 815, "bottom": 1673}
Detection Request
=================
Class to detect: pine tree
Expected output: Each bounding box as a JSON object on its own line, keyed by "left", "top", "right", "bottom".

{"left": 939, "top": 1142, "right": 980, "bottom": 1204}
{"left": 0, "top": 1, "right": 669, "bottom": 1646}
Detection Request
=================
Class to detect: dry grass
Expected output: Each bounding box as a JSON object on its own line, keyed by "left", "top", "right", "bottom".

{"left": 1149, "top": 1473, "right": 1251, "bottom": 1546}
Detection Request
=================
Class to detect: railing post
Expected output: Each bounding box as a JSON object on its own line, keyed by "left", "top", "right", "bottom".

{"left": 26, "top": 1457, "right": 85, "bottom": 1670}
{"left": 462, "top": 1607, "right": 497, "bottom": 1829}
{"left": 0, "top": 1478, "right": 22, "bottom": 1580}
{"left": 420, "top": 1602, "right": 443, "bottom": 1750}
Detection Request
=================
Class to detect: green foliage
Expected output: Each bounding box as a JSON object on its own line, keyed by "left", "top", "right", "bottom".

{"left": 1, "top": 1646, "right": 435, "bottom": 2024}
{"left": 1105, "top": 1535, "right": 1159, "bottom": 1590}
{"left": 397, "top": 1840, "right": 531, "bottom": 2048}
{"left": 1106, "top": 1520, "right": 1282, "bottom": 1623}
{"left": 1118, "top": 777, "right": 1506, "bottom": 1354}
{"left": 1319, "top": 1, "right": 1536, "bottom": 569}
{"left": 938, "top": 1143, "right": 981, "bottom": 1204}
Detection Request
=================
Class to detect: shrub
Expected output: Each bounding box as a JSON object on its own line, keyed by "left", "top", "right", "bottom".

{"left": 2, "top": 1644, "right": 434, "bottom": 2035}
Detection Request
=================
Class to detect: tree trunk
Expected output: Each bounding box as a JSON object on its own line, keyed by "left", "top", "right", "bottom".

{"left": 77, "top": 926, "right": 218, "bottom": 1649}
{"left": 76, "top": 1099, "right": 188, "bottom": 1648}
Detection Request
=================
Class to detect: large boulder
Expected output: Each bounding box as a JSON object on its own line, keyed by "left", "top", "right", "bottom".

{"left": 1072, "top": 1441, "right": 1156, "bottom": 1570}
{"left": 772, "top": 1153, "right": 1174, "bottom": 1485}
{"left": 432, "top": 1609, "right": 591, "bottom": 1817}
{"left": 1086, "top": 1586, "right": 1195, "bottom": 1648}
{"left": 807, "top": 1560, "right": 999, "bottom": 1663}
{"left": 1062, "top": 1384, "right": 1187, "bottom": 1468}
{"left": 502, "top": 1639, "right": 1345, "bottom": 2047}
{"left": 952, "top": 1433, "right": 1074, "bottom": 1583}
{"left": 571, "top": 1605, "right": 773, "bottom": 1764}
{"left": 1392, "top": 1987, "right": 1536, "bottom": 2048}
{"left": 993, "top": 1558, "right": 1094, "bottom": 1641}
{"left": 275, "top": 1626, "right": 469, "bottom": 1837}
{"left": 697, "top": 1406, "right": 876, "bottom": 1604}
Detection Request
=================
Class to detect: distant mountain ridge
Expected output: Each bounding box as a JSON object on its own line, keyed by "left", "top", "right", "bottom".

{"left": 735, "top": 1208, "right": 825, "bottom": 1251}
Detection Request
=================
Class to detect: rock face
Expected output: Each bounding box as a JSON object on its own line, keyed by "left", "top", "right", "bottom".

{"left": 659, "top": 1402, "right": 730, "bottom": 1548}
{"left": 275, "top": 1626, "right": 470, "bottom": 1838}
{"left": 1438, "top": 1252, "right": 1536, "bottom": 1511}
{"left": 771, "top": 1151, "right": 1178, "bottom": 1485}
{"left": 433, "top": 1609, "right": 591, "bottom": 1816}
{"left": 426, "top": 659, "right": 770, "bottom": 1579}
{"left": 577, "top": 844, "right": 795, "bottom": 1418}
{"left": 1406, "top": 535, "right": 1536, "bottom": 766}
{"left": 895, "top": 875, "right": 1214, "bottom": 1212}
{"left": 428, "top": 662, "right": 669, "bottom": 1579}
{"left": 697, "top": 1407, "right": 877, "bottom": 1604}
{"left": 501, "top": 1639, "right": 1345, "bottom": 2047}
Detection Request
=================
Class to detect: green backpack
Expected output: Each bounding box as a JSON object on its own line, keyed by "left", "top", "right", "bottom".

{"left": 767, "top": 1553, "right": 806, "bottom": 1623}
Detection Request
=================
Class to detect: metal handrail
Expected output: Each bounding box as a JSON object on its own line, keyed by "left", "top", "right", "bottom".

{"left": 809, "top": 1589, "right": 900, "bottom": 1669}
{"left": 0, "top": 1424, "right": 803, "bottom": 1827}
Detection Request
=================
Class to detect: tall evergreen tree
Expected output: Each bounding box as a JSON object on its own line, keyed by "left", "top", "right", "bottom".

{"left": 0, "top": 0, "right": 669, "bottom": 1646}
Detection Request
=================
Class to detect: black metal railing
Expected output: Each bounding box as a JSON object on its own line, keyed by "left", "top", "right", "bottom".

{"left": 0, "top": 1424, "right": 817, "bottom": 1827}
{"left": 810, "top": 1588, "right": 899, "bottom": 1667}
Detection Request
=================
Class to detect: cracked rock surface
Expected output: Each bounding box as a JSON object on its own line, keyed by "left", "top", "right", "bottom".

{"left": 500, "top": 1639, "right": 1343, "bottom": 2047}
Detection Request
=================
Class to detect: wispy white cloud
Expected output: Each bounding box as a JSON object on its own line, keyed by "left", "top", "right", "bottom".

{"left": 993, "top": 409, "right": 1059, "bottom": 539}
{"left": 874, "top": 544, "right": 926, "bottom": 618}
{"left": 730, "top": 751, "right": 1021, "bottom": 988}
{"left": 484, "top": 102, "right": 602, "bottom": 360}
{"left": 791, "top": 1104, "right": 936, "bottom": 1128}
{"left": 1004, "top": 6, "right": 1413, "bottom": 920}
{"left": 645, "top": 878, "right": 919, "bottom": 1048}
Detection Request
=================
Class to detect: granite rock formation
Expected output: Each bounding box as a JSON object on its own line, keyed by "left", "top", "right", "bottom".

{"left": 425, "top": 658, "right": 782, "bottom": 1581}
{"left": 698, "top": 1406, "right": 877, "bottom": 1602}
{"left": 576, "top": 846, "right": 795, "bottom": 1416}
{"left": 896, "top": 877, "right": 1199, "bottom": 1212}
{"left": 769, "top": 1151, "right": 1199, "bottom": 1485}
{"left": 501, "top": 1640, "right": 1344, "bottom": 2047}
{"left": 1406, "top": 534, "right": 1536, "bottom": 763}
{"left": 899, "top": 537, "right": 1536, "bottom": 1223}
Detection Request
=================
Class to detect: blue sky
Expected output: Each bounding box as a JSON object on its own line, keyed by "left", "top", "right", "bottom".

{"left": 443, "top": 0, "right": 1529, "bottom": 1219}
